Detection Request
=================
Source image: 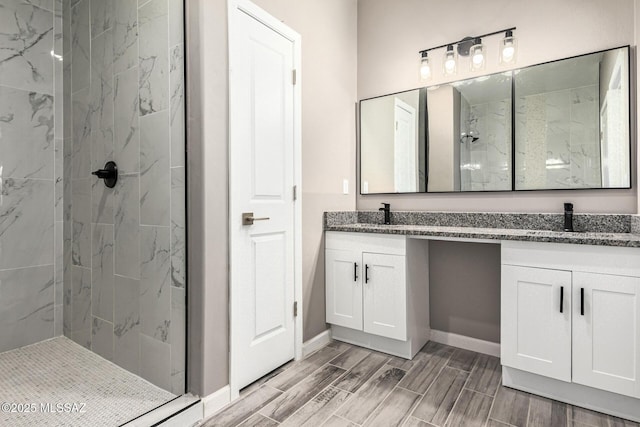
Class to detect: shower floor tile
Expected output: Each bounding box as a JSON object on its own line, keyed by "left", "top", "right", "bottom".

{"left": 0, "top": 336, "right": 176, "bottom": 427}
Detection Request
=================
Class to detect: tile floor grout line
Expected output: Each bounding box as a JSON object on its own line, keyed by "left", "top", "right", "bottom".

{"left": 523, "top": 390, "right": 532, "bottom": 427}
{"left": 441, "top": 349, "right": 481, "bottom": 427}
{"left": 484, "top": 381, "right": 501, "bottom": 427}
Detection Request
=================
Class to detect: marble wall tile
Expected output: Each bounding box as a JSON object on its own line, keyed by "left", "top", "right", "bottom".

{"left": 140, "top": 333, "right": 171, "bottom": 391}
{"left": 54, "top": 303, "right": 63, "bottom": 336}
{"left": 0, "top": 265, "right": 54, "bottom": 352}
{"left": 168, "top": 0, "right": 183, "bottom": 47}
{"left": 115, "top": 174, "right": 140, "bottom": 279}
{"left": 62, "top": 0, "right": 71, "bottom": 55}
{"left": 92, "top": 181, "right": 114, "bottom": 224}
{"left": 171, "top": 167, "right": 185, "bottom": 288}
{"left": 91, "top": 0, "right": 113, "bottom": 39}
{"left": 0, "top": 86, "right": 54, "bottom": 179}
{"left": 114, "top": 275, "right": 140, "bottom": 374}
{"left": 63, "top": 221, "right": 72, "bottom": 336}
{"left": 0, "top": 0, "right": 54, "bottom": 94}
{"left": 71, "top": 0, "right": 90, "bottom": 92}
{"left": 71, "top": 265, "right": 91, "bottom": 333}
{"left": 63, "top": 54, "right": 72, "bottom": 137}
{"left": 71, "top": 178, "right": 91, "bottom": 267}
{"left": 139, "top": 0, "right": 169, "bottom": 116}
{"left": 113, "top": 0, "right": 138, "bottom": 75}
{"left": 55, "top": 139, "right": 64, "bottom": 220}
{"left": 0, "top": 178, "right": 54, "bottom": 270}
{"left": 25, "top": 0, "right": 55, "bottom": 11}
{"left": 55, "top": 221, "right": 64, "bottom": 306}
{"left": 71, "top": 327, "right": 91, "bottom": 349}
{"left": 170, "top": 43, "right": 185, "bottom": 167}
{"left": 114, "top": 67, "right": 140, "bottom": 174}
{"left": 170, "top": 286, "right": 185, "bottom": 394}
{"left": 140, "top": 226, "right": 171, "bottom": 342}
{"left": 92, "top": 316, "right": 114, "bottom": 360}
{"left": 92, "top": 224, "right": 114, "bottom": 322}
{"left": 63, "top": 139, "right": 72, "bottom": 222}
{"left": 90, "top": 29, "right": 114, "bottom": 173}
{"left": 140, "top": 111, "right": 170, "bottom": 226}
{"left": 72, "top": 86, "right": 91, "bottom": 179}
{"left": 54, "top": 14, "right": 63, "bottom": 140}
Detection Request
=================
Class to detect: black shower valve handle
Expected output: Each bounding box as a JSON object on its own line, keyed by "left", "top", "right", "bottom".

{"left": 92, "top": 161, "right": 118, "bottom": 188}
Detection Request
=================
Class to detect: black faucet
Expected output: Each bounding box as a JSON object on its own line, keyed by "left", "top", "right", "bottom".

{"left": 564, "top": 202, "right": 574, "bottom": 232}
{"left": 379, "top": 203, "right": 391, "bottom": 225}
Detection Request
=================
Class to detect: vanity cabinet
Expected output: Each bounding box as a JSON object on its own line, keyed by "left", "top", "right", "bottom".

{"left": 502, "top": 242, "right": 640, "bottom": 399}
{"left": 325, "top": 232, "right": 429, "bottom": 358}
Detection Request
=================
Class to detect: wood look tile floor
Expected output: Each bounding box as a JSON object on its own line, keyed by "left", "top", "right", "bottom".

{"left": 199, "top": 341, "right": 639, "bottom": 427}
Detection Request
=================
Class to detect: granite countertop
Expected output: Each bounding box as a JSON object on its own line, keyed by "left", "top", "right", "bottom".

{"left": 324, "top": 211, "right": 640, "bottom": 248}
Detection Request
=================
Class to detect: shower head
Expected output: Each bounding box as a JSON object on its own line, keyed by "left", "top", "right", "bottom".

{"left": 460, "top": 134, "right": 480, "bottom": 144}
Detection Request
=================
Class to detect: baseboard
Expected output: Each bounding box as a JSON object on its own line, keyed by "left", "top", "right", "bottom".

{"left": 302, "top": 329, "right": 332, "bottom": 358}
{"left": 430, "top": 330, "right": 500, "bottom": 357}
{"left": 202, "top": 385, "right": 231, "bottom": 419}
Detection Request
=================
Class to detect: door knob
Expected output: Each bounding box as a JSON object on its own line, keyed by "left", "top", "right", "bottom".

{"left": 242, "top": 212, "right": 270, "bottom": 225}
{"left": 92, "top": 161, "right": 118, "bottom": 188}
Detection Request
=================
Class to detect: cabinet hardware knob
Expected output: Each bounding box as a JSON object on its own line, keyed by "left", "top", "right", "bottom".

{"left": 365, "top": 264, "right": 369, "bottom": 283}
{"left": 580, "top": 288, "right": 585, "bottom": 316}
{"left": 560, "top": 286, "right": 564, "bottom": 313}
{"left": 354, "top": 262, "right": 358, "bottom": 282}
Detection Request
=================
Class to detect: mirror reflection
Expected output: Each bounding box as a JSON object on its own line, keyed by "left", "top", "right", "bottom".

{"left": 514, "top": 47, "right": 630, "bottom": 190}
{"left": 360, "top": 88, "right": 427, "bottom": 194}
{"left": 427, "top": 73, "right": 512, "bottom": 192}
{"left": 358, "top": 46, "right": 630, "bottom": 195}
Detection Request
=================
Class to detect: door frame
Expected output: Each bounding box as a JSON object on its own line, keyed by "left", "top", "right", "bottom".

{"left": 227, "top": 0, "right": 303, "bottom": 400}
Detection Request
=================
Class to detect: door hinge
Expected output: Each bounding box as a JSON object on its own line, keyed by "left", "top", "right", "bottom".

{"left": 292, "top": 69, "right": 297, "bottom": 85}
{"left": 293, "top": 185, "right": 297, "bottom": 201}
{"left": 294, "top": 301, "right": 298, "bottom": 317}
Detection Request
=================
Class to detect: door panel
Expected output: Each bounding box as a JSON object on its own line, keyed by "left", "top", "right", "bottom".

{"left": 501, "top": 265, "right": 572, "bottom": 382}
{"left": 363, "top": 253, "right": 407, "bottom": 341}
{"left": 231, "top": 7, "right": 296, "bottom": 389}
{"left": 573, "top": 272, "right": 640, "bottom": 398}
{"left": 325, "top": 249, "right": 362, "bottom": 330}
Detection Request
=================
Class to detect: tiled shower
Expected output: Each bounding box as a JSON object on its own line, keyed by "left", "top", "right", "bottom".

{"left": 0, "top": 0, "right": 185, "bottom": 399}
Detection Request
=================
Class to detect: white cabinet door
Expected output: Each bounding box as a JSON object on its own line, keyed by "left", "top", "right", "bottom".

{"left": 573, "top": 272, "right": 640, "bottom": 398}
{"left": 501, "top": 265, "right": 572, "bottom": 382}
{"left": 326, "top": 249, "right": 363, "bottom": 330}
{"left": 363, "top": 253, "right": 407, "bottom": 341}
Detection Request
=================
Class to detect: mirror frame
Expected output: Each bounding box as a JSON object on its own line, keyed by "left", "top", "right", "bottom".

{"left": 358, "top": 45, "right": 632, "bottom": 195}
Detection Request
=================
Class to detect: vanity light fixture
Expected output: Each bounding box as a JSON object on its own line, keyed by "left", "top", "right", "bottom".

{"left": 418, "top": 27, "right": 516, "bottom": 79}
{"left": 419, "top": 51, "right": 432, "bottom": 81}
{"left": 500, "top": 29, "right": 517, "bottom": 65}
{"left": 443, "top": 45, "right": 457, "bottom": 75}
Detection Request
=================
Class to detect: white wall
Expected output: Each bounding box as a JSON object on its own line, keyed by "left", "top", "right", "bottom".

{"left": 357, "top": 0, "right": 637, "bottom": 213}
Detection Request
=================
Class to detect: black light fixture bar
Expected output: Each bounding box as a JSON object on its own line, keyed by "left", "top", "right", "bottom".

{"left": 419, "top": 27, "right": 516, "bottom": 55}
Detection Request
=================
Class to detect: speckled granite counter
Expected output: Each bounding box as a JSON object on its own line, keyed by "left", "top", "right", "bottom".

{"left": 324, "top": 211, "right": 640, "bottom": 248}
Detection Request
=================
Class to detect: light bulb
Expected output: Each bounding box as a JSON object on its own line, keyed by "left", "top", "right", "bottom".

{"left": 443, "top": 45, "right": 457, "bottom": 75}
{"left": 499, "top": 30, "right": 517, "bottom": 65}
{"left": 469, "top": 38, "right": 485, "bottom": 71}
{"left": 419, "top": 53, "right": 431, "bottom": 81}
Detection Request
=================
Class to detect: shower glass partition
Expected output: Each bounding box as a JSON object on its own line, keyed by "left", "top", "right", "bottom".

{"left": 0, "top": 0, "right": 186, "bottom": 424}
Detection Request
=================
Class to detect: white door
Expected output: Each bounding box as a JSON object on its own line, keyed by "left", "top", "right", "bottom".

{"left": 501, "top": 265, "right": 572, "bottom": 382}
{"left": 325, "top": 249, "right": 363, "bottom": 330}
{"left": 230, "top": 3, "right": 297, "bottom": 390}
{"left": 363, "top": 253, "right": 407, "bottom": 341}
{"left": 393, "top": 98, "right": 417, "bottom": 193}
{"left": 573, "top": 272, "right": 640, "bottom": 398}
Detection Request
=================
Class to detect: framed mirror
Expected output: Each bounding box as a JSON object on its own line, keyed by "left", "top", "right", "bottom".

{"left": 358, "top": 45, "right": 631, "bottom": 195}
{"left": 427, "top": 72, "right": 512, "bottom": 192}
{"left": 514, "top": 46, "right": 630, "bottom": 190}
{"left": 360, "top": 88, "right": 427, "bottom": 194}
